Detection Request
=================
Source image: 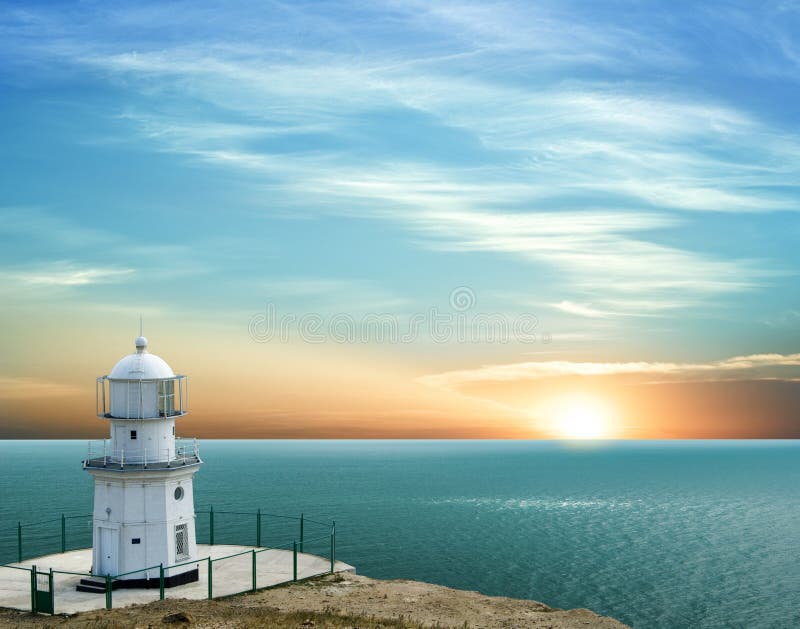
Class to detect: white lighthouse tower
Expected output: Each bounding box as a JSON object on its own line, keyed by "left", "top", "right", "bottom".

{"left": 82, "top": 334, "right": 202, "bottom": 589}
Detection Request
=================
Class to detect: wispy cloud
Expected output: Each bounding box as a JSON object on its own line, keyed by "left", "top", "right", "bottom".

{"left": 58, "top": 11, "right": 799, "bottom": 218}
{"left": 94, "top": 109, "right": 777, "bottom": 310}
{"left": 0, "top": 263, "right": 134, "bottom": 287}
{"left": 418, "top": 352, "right": 800, "bottom": 391}
{"left": 393, "top": 204, "right": 770, "bottom": 296}
{"left": 550, "top": 301, "right": 619, "bottom": 319}
{"left": 1, "top": 1, "right": 797, "bottom": 320}
{"left": 400, "top": 0, "right": 690, "bottom": 69}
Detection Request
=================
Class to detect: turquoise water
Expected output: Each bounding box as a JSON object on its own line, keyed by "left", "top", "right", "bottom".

{"left": 1, "top": 440, "right": 799, "bottom": 628}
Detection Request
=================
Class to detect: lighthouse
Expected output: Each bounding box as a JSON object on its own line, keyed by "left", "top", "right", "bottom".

{"left": 82, "top": 335, "right": 201, "bottom": 588}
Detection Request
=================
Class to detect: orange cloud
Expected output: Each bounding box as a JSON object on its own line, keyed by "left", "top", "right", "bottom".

{"left": 417, "top": 353, "right": 800, "bottom": 390}
{"left": 417, "top": 353, "right": 800, "bottom": 439}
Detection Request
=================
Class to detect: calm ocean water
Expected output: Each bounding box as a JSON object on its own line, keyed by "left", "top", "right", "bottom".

{"left": 1, "top": 440, "right": 798, "bottom": 628}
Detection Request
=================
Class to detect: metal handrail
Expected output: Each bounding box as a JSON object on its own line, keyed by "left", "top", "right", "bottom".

{"left": 84, "top": 438, "right": 200, "bottom": 467}
{"left": 195, "top": 509, "right": 308, "bottom": 522}
{"left": 209, "top": 548, "right": 254, "bottom": 563}
{"left": 6, "top": 507, "right": 339, "bottom": 615}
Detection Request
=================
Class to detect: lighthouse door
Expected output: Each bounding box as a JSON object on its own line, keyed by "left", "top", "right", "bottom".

{"left": 97, "top": 527, "right": 118, "bottom": 576}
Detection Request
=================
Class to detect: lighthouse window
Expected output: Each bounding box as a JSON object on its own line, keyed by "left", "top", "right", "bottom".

{"left": 174, "top": 486, "right": 184, "bottom": 501}
{"left": 175, "top": 523, "right": 189, "bottom": 560}
{"left": 130, "top": 430, "right": 137, "bottom": 440}
{"left": 159, "top": 380, "right": 176, "bottom": 416}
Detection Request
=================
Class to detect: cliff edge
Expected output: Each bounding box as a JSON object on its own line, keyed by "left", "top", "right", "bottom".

{"left": 0, "top": 573, "right": 629, "bottom": 628}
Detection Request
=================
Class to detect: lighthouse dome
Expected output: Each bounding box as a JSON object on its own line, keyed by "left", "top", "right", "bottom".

{"left": 109, "top": 337, "right": 176, "bottom": 380}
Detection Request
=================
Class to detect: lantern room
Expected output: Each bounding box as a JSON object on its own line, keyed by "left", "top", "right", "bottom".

{"left": 96, "top": 336, "right": 187, "bottom": 420}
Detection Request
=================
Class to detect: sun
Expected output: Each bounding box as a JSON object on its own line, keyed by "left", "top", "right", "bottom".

{"left": 547, "top": 394, "right": 615, "bottom": 439}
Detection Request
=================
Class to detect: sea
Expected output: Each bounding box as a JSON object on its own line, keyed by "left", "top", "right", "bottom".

{"left": 1, "top": 439, "right": 798, "bottom": 628}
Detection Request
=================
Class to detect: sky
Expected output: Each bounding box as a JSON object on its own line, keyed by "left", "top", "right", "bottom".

{"left": 1, "top": 0, "right": 799, "bottom": 439}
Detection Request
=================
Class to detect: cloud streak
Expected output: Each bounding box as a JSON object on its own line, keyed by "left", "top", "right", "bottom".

{"left": 1, "top": 1, "right": 797, "bottom": 319}
{"left": 418, "top": 352, "right": 800, "bottom": 391}
{"left": 0, "top": 263, "right": 134, "bottom": 287}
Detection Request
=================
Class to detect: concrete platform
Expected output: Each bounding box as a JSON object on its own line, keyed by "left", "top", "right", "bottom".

{"left": 0, "top": 545, "right": 355, "bottom": 614}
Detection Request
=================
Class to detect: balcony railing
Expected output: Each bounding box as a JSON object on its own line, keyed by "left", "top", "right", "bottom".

{"left": 82, "top": 438, "right": 201, "bottom": 470}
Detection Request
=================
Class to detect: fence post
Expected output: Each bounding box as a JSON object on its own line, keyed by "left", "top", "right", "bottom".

{"left": 18, "top": 521, "right": 22, "bottom": 563}
{"left": 256, "top": 508, "right": 261, "bottom": 547}
{"left": 159, "top": 564, "right": 164, "bottom": 600}
{"left": 300, "top": 513, "right": 304, "bottom": 553}
{"left": 292, "top": 541, "right": 297, "bottom": 582}
{"left": 49, "top": 569, "right": 54, "bottom": 614}
{"left": 332, "top": 521, "right": 336, "bottom": 571}
{"left": 330, "top": 526, "right": 335, "bottom": 573}
{"left": 61, "top": 514, "right": 66, "bottom": 553}
{"left": 209, "top": 506, "right": 214, "bottom": 545}
{"left": 30, "top": 565, "right": 36, "bottom": 613}
{"left": 251, "top": 550, "right": 256, "bottom": 591}
{"left": 207, "top": 557, "right": 212, "bottom": 599}
{"left": 105, "top": 574, "right": 112, "bottom": 610}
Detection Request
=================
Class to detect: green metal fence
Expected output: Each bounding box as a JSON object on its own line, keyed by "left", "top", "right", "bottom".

{"left": 6, "top": 514, "right": 93, "bottom": 564}
{"left": 2, "top": 508, "right": 338, "bottom": 615}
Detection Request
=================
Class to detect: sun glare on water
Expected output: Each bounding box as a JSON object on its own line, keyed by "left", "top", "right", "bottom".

{"left": 547, "top": 395, "right": 616, "bottom": 439}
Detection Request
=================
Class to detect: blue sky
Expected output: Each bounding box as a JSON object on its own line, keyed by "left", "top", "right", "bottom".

{"left": 1, "top": 1, "right": 800, "bottom": 437}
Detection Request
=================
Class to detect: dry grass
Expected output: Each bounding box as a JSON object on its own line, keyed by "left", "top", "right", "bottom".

{"left": 0, "top": 573, "right": 627, "bottom": 628}
{"left": 0, "top": 600, "right": 429, "bottom": 629}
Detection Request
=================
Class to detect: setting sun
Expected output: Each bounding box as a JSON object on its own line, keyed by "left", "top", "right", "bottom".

{"left": 546, "top": 395, "right": 616, "bottom": 439}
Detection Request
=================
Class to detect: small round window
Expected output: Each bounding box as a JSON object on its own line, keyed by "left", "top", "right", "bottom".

{"left": 174, "top": 486, "right": 184, "bottom": 501}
